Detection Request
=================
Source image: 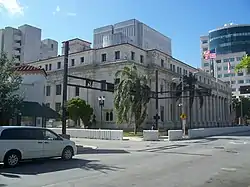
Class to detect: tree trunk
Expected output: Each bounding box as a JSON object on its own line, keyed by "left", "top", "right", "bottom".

{"left": 134, "top": 121, "right": 139, "bottom": 134}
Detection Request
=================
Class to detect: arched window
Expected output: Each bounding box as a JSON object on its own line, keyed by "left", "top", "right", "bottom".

{"left": 106, "top": 112, "right": 110, "bottom": 121}
{"left": 110, "top": 111, "right": 113, "bottom": 121}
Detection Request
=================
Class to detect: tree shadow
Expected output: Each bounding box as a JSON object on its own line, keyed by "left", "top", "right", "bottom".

{"left": 77, "top": 145, "right": 130, "bottom": 155}
{"left": 0, "top": 184, "right": 7, "bottom": 187}
{"left": 0, "top": 158, "right": 124, "bottom": 176}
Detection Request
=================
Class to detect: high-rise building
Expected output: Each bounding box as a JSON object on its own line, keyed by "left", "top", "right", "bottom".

{"left": 200, "top": 23, "right": 250, "bottom": 97}
{"left": 0, "top": 24, "right": 58, "bottom": 64}
{"left": 93, "top": 19, "right": 172, "bottom": 55}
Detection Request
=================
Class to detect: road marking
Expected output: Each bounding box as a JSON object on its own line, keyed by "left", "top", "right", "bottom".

{"left": 221, "top": 167, "right": 237, "bottom": 172}
{"left": 229, "top": 141, "right": 248, "bottom": 145}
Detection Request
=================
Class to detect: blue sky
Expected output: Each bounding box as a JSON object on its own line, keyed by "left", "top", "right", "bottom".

{"left": 0, "top": 0, "right": 249, "bottom": 67}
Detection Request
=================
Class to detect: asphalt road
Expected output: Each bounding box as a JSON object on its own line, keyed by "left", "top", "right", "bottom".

{"left": 1, "top": 131, "right": 250, "bottom": 187}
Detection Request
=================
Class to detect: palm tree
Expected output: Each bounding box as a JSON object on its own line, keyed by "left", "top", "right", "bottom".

{"left": 114, "top": 65, "right": 151, "bottom": 134}
{"left": 235, "top": 55, "right": 250, "bottom": 73}
{"left": 175, "top": 72, "right": 206, "bottom": 129}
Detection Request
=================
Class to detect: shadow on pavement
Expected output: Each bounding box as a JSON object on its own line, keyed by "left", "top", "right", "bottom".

{"left": 0, "top": 158, "right": 124, "bottom": 176}
{"left": 0, "top": 184, "right": 7, "bottom": 187}
{"left": 77, "top": 145, "right": 130, "bottom": 154}
{"left": 136, "top": 144, "right": 187, "bottom": 152}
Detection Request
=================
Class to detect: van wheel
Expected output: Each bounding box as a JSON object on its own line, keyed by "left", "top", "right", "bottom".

{"left": 4, "top": 151, "right": 21, "bottom": 168}
{"left": 62, "top": 147, "right": 73, "bottom": 160}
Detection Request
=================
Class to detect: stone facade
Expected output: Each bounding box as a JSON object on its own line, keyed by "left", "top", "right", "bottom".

{"left": 28, "top": 43, "right": 232, "bottom": 129}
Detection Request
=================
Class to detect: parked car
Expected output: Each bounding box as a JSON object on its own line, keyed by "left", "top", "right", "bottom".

{"left": 0, "top": 126, "right": 77, "bottom": 167}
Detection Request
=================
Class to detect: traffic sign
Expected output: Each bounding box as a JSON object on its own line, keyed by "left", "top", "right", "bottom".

{"left": 180, "top": 113, "right": 187, "bottom": 119}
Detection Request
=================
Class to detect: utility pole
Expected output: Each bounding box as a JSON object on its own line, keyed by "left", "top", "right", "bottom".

{"left": 155, "top": 70, "right": 159, "bottom": 129}
{"left": 62, "top": 41, "right": 69, "bottom": 135}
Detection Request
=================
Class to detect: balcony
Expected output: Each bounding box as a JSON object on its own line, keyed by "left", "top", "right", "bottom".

{"left": 13, "top": 34, "right": 21, "bottom": 41}
{"left": 13, "top": 42, "right": 21, "bottom": 48}
{"left": 14, "top": 50, "right": 20, "bottom": 56}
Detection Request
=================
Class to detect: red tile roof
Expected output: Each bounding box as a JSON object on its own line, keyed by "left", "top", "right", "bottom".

{"left": 15, "top": 64, "right": 47, "bottom": 76}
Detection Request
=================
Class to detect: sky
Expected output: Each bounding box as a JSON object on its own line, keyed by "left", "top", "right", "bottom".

{"left": 0, "top": 0, "right": 249, "bottom": 68}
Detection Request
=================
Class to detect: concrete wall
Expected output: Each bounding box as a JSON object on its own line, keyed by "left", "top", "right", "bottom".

{"left": 18, "top": 74, "right": 46, "bottom": 104}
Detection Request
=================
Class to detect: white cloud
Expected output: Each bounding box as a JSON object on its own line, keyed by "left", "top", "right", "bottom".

{"left": 56, "top": 5, "right": 60, "bottom": 12}
{"left": 67, "top": 12, "right": 76, "bottom": 16}
{"left": 53, "top": 5, "right": 60, "bottom": 15}
{"left": 0, "top": 0, "right": 24, "bottom": 15}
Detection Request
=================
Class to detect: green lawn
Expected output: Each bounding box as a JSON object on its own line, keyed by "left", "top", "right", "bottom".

{"left": 123, "top": 131, "right": 143, "bottom": 137}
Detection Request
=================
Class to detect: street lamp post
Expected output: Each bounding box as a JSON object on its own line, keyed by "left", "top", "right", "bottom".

{"left": 240, "top": 97, "right": 243, "bottom": 125}
{"left": 98, "top": 96, "right": 105, "bottom": 128}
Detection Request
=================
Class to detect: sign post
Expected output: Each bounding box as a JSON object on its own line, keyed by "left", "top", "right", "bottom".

{"left": 180, "top": 113, "right": 187, "bottom": 135}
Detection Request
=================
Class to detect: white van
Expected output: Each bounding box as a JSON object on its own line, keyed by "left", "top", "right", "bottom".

{"left": 0, "top": 126, "right": 77, "bottom": 167}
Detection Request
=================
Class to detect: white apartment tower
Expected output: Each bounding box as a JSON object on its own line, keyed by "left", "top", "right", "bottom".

{"left": 0, "top": 24, "right": 58, "bottom": 64}
{"left": 93, "top": 19, "right": 172, "bottom": 55}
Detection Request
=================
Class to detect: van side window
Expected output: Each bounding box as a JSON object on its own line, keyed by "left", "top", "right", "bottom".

{"left": 0, "top": 128, "right": 43, "bottom": 140}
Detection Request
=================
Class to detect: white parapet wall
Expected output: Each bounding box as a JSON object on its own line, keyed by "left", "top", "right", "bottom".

{"left": 143, "top": 130, "right": 159, "bottom": 141}
{"left": 188, "top": 126, "right": 250, "bottom": 139}
{"left": 168, "top": 130, "right": 183, "bottom": 141}
{"left": 49, "top": 128, "right": 123, "bottom": 140}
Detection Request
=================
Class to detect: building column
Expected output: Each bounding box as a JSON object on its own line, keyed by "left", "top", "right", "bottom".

{"left": 214, "top": 95, "right": 218, "bottom": 126}
{"left": 193, "top": 97, "right": 197, "bottom": 128}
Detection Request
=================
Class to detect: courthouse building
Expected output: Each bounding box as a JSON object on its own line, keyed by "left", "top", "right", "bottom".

{"left": 28, "top": 39, "right": 232, "bottom": 129}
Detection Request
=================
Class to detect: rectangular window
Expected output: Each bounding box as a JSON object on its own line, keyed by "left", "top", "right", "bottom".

{"left": 224, "top": 74, "right": 230, "bottom": 77}
{"left": 131, "top": 51, "right": 135, "bottom": 60}
{"left": 204, "top": 63, "right": 209, "bottom": 67}
{"left": 100, "top": 80, "right": 107, "bottom": 91}
{"left": 75, "top": 86, "right": 79, "bottom": 96}
{"left": 236, "top": 57, "right": 242, "bottom": 61}
{"left": 161, "top": 59, "right": 164, "bottom": 67}
{"left": 223, "top": 58, "right": 229, "bottom": 63}
{"left": 238, "top": 80, "right": 244, "bottom": 84}
{"left": 229, "top": 58, "right": 235, "bottom": 62}
{"left": 140, "top": 55, "right": 144, "bottom": 63}
{"left": 217, "top": 67, "right": 222, "bottom": 71}
{"left": 56, "top": 84, "right": 62, "bottom": 95}
{"left": 231, "top": 80, "right": 236, "bottom": 84}
{"left": 218, "top": 74, "right": 222, "bottom": 78}
{"left": 238, "top": 72, "right": 244, "bottom": 76}
{"left": 101, "top": 54, "right": 106, "bottom": 62}
{"left": 80, "top": 57, "right": 84, "bottom": 63}
{"left": 223, "top": 66, "right": 228, "bottom": 70}
{"left": 57, "top": 62, "right": 61, "bottom": 69}
{"left": 51, "top": 44, "right": 54, "bottom": 49}
{"left": 170, "top": 64, "right": 172, "bottom": 70}
{"left": 216, "top": 60, "right": 221, "bottom": 63}
{"left": 160, "top": 84, "right": 164, "bottom": 94}
{"left": 202, "top": 40, "right": 208, "bottom": 44}
{"left": 45, "top": 64, "right": 48, "bottom": 71}
{"left": 49, "top": 64, "right": 52, "bottom": 70}
{"left": 55, "top": 103, "right": 61, "bottom": 112}
{"left": 203, "top": 47, "right": 208, "bottom": 51}
{"left": 71, "top": 59, "right": 75, "bottom": 66}
{"left": 46, "top": 86, "right": 51, "bottom": 96}
{"left": 115, "top": 51, "right": 120, "bottom": 60}
{"left": 160, "top": 106, "right": 164, "bottom": 122}
{"left": 173, "top": 65, "right": 176, "bottom": 72}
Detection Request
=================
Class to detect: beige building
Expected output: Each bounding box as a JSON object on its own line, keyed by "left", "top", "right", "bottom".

{"left": 29, "top": 40, "right": 232, "bottom": 129}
